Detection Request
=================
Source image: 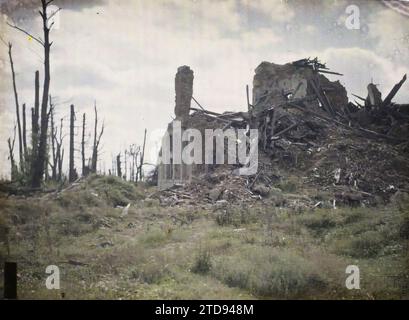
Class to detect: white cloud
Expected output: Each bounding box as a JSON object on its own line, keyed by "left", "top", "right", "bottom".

{"left": 245, "top": 0, "right": 295, "bottom": 22}
{"left": 368, "top": 8, "right": 409, "bottom": 63}
{"left": 321, "top": 47, "right": 409, "bottom": 102}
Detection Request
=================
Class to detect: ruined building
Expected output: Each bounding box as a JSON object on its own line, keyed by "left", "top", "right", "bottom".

{"left": 158, "top": 58, "right": 350, "bottom": 188}
{"left": 157, "top": 58, "right": 409, "bottom": 204}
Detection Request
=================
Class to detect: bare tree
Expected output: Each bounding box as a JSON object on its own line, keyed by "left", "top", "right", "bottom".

{"left": 111, "top": 154, "right": 117, "bottom": 176}
{"left": 124, "top": 150, "right": 128, "bottom": 181}
{"left": 7, "top": 43, "right": 23, "bottom": 173}
{"left": 8, "top": 0, "right": 59, "bottom": 187}
{"left": 7, "top": 125, "right": 18, "bottom": 181}
{"left": 56, "top": 118, "right": 64, "bottom": 182}
{"left": 131, "top": 150, "right": 135, "bottom": 182}
{"left": 139, "top": 129, "right": 147, "bottom": 181}
{"left": 69, "top": 104, "right": 76, "bottom": 182}
{"left": 49, "top": 99, "right": 57, "bottom": 180}
{"left": 22, "top": 103, "right": 28, "bottom": 167}
{"left": 116, "top": 153, "right": 122, "bottom": 178}
{"left": 81, "top": 113, "right": 87, "bottom": 176}
{"left": 31, "top": 70, "right": 40, "bottom": 178}
{"left": 128, "top": 144, "right": 140, "bottom": 182}
{"left": 91, "top": 101, "right": 104, "bottom": 174}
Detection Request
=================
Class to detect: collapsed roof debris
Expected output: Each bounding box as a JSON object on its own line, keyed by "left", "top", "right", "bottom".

{"left": 154, "top": 58, "right": 409, "bottom": 209}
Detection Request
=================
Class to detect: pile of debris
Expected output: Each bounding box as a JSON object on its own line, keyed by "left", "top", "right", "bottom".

{"left": 252, "top": 58, "right": 408, "bottom": 148}
{"left": 155, "top": 58, "right": 409, "bottom": 208}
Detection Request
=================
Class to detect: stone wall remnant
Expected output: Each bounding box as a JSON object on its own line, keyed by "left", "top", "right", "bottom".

{"left": 175, "top": 65, "right": 194, "bottom": 121}
{"left": 252, "top": 62, "right": 314, "bottom": 115}
{"left": 252, "top": 61, "right": 348, "bottom": 116}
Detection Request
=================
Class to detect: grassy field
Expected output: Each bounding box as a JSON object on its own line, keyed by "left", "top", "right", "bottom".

{"left": 0, "top": 175, "right": 408, "bottom": 299}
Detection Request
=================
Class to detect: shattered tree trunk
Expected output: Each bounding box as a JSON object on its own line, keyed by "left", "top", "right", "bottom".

{"left": 31, "top": 70, "right": 40, "bottom": 180}
{"left": 7, "top": 126, "right": 17, "bottom": 181}
{"left": 91, "top": 102, "right": 104, "bottom": 174}
{"left": 91, "top": 104, "right": 98, "bottom": 173}
{"left": 111, "top": 156, "right": 116, "bottom": 176}
{"left": 8, "top": 138, "right": 17, "bottom": 180}
{"left": 31, "top": 1, "right": 52, "bottom": 188}
{"left": 81, "top": 113, "right": 86, "bottom": 176}
{"left": 57, "top": 118, "right": 64, "bottom": 182}
{"left": 50, "top": 104, "right": 57, "bottom": 180}
{"left": 22, "top": 104, "right": 28, "bottom": 168}
{"left": 138, "top": 129, "right": 147, "bottom": 181}
{"left": 58, "top": 150, "right": 64, "bottom": 182}
{"left": 8, "top": 43, "right": 23, "bottom": 173}
{"left": 131, "top": 150, "right": 136, "bottom": 182}
{"left": 124, "top": 151, "right": 128, "bottom": 181}
{"left": 69, "top": 104, "right": 76, "bottom": 182}
{"left": 116, "top": 154, "right": 122, "bottom": 178}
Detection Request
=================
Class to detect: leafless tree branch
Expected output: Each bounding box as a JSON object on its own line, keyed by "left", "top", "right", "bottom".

{"left": 6, "top": 22, "right": 44, "bottom": 46}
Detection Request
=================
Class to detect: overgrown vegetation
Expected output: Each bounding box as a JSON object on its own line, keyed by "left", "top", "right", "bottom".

{"left": 191, "top": 248, "right": 212, "bottom": 275}
{"left": 0, "top": 176, "right": 408, "bottom": 299}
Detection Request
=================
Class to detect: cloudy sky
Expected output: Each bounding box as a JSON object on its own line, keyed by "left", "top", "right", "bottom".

{"left": 1, "top": 0, "right": 409, "bottom": 178}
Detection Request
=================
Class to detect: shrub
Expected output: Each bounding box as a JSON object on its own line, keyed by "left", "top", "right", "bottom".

{"left": 214, "top": 205, "right": 262, "bottom": 227}
{"left": 87, "top": 175, "right": 143, "bottom": 207}
{"left": 249, "top": 250, "right": 325, "bottom": 298}
{"left": 334, "top": 231, "right": 386, "bottom": 258}
{"left": 191, "top": 248, "right": 212, "bottom": 274}
{"left": 212, "top": 257, "right": 251, "bottom": 289}
{"left": 53, "top": 216, "right": 97, "bottom": 236}
{"left": 297, "top": 211, "right": 338, "bottom": 236}
{"left": 139, "top": 229, "right": 169, "bottom": 247}
{"left": 278, "top": 181, "right": 297, "bottom": 193}
{"left": 57, "top": 190, "right": 102, "bottom": 209}
{"left": 215, "top": 210, "right": 232, "bottom": 226}
{"left": 130, "top": 263, "right": 170, "bottom": 284}
{"left": 212, "top": 248, "right": 326, "bottom": 298}
{"left": 342, "top": 209, "right": 365, "bottom": 224}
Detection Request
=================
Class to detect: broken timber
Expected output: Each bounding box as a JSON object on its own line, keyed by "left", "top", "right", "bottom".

{"left": 381, "top": 74, "right": 407, "bottom": 108}
{"left": 287, "top": 102, "right": 405, "bottom": 143}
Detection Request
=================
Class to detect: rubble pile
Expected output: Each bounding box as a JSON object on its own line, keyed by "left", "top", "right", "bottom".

{"left": 155, "top": 168, "right": 255, "bottom": 207}
{"left": 155, "top": 58, "right": 409, "bottom": 208}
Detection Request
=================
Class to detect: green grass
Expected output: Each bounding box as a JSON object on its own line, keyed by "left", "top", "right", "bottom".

{"left": 0, "top": 176, "right": 408, "bottom": 299}
{"left": 211, "top": 248, "right": 327, "bottom": 298}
